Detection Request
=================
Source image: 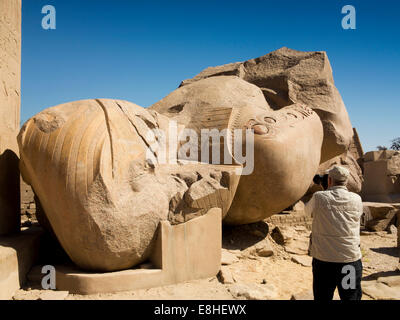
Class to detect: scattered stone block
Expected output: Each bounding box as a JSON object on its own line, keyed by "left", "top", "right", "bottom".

{"left": 362, "top": 281, "right": 400, "bottom": 300}
{"left": 291, "top": 254, "right": 312, "bottom": 267}
{"left": 363, "top": 202, "right": 398, "bottom": 232}
{"left": 255, "top": 240, "right": 274, "bottom": 257}
{"left": 228, "top": 283, "right": 278, "bottom": 300}
{"left": 221, "top": 250, "right": 239, "bottom": 265}
{"left": 271, "top": 226, "right": 293, "bottom": 245}
{"left": 284, "top": 239, "right": 310, "bottom": 255}
{"left": 377, "top": 275, "right": 400, "bottom": 288}
{"left": 218, "top": 266, "right": 235, "bottom": 284}
{"left": 362, "top": 151, "right": 400, "bottom": 203}
{"left": 12, "top": 289, "right": 41, "bottom": 301}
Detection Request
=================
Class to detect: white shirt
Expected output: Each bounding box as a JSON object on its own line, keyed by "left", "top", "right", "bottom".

{"left": 305, "top": 186, "right": 363, "bottom": 263}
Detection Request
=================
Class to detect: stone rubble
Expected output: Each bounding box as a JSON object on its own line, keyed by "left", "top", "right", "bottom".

{"left": 291, "top": 255, "right": 313, "bottom": 267}
{"left": 228, "top": 283, "right": 278, "bottom": 300}
{"left": 221, "top": 250, "right": 239, "bottom": 265}
{"left": 362, "top": 281, "right": 400, "bottom": 300}
{"left": 218, "top": 267, "right": 236, "bottom": 285}
{"left": 39, "top": 290, "right": 69, "bottom": 301}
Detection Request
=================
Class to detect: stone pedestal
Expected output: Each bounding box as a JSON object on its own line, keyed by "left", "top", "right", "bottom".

{"left": 362, "top": 151, "right": 400, "bottom": 203}
{"left": 0, "top": 227, "right": 43, "bottom": 300}
{"left": 0, "top": 0, "right": 21, "bottom": 235}
{"left": 54, "top": 209, "right": 222, "bottom": 295}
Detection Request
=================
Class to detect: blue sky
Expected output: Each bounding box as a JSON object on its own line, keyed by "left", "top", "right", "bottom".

{"left": 21, "top": 0, "right": 399, "bottom": 152}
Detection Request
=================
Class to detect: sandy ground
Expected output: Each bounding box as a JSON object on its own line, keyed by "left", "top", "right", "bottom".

{"left": 14, "top": 223, "right": 399, "bottom": 300}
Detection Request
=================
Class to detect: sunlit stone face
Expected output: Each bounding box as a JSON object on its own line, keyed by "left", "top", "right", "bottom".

{"left": 224, "top": 104, "right": 324, "bottom": 225}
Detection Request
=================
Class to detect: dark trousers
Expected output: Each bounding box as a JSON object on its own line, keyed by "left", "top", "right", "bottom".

{"left": 312, "top": 258, "right": 363, "bottom": 301}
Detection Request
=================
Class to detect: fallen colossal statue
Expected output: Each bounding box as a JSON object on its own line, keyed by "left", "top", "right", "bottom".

{"left": 17, "top": 48, "right": 358, "bottom": 272}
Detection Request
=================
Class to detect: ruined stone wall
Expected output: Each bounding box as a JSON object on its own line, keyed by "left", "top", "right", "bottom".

{"left": 0, "top": 0, "right": 22, "bottom": 234}
{"left": 21, "top": 179, "right": 37, "bottom": 227}
{"left": 265, "top": 212, "right": 313, "bottom": 230}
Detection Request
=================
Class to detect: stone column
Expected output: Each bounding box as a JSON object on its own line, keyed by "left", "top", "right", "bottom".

{"left": 0, "top": 0, "right": 21, "bottom": 235}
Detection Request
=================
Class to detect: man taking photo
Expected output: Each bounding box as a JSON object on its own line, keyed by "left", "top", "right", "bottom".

{"left": 305, "top": 165, "right": 363, "bottom": 301}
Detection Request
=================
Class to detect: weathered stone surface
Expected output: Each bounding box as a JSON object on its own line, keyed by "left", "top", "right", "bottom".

{"left": 0, "top": 0, "right": 21, "bottom": 235}
{"left": 218, "top": 266, "right": 236, "bottom": 284}
{"left": 180, "top": 47, "right": 353, "bottom": 163}
{"left": 271, "top": 226, "right": 294, "bottom": 245}
{"left": 221, "top": 250, "right": 239, "bottom": 265}
{"left": 152, "top": 76, "right": 324, "bottom": 224}
{"left": 12, "top": 289, "right": 41, "bottom": 301}
{"left": 184, "top": 177, "right": 226, "bottom": 214}
{"left": 363, "top": 202, "right": 398, "bottom": 232}
{"left": 290, "top": 290, "right": 314, "bottom": 300}
{"left": 167, "top": 165, "right": 241, "bottom": 224}
{"left": 366, "top": 218, "right": 396, "bottom": 232}
{"left": 362, "top": 281, "right": 400, "bottom": 300}
{"left": 152, "top": 75, "right": 271, "bottom": 130}
{"left": 0, "top": 227, "right": 43, "bottom": 300}
{"left": 291, "top": 289, "right": 340, "bottom": 300}
{"left": 20, "top": 56, "right": 330, "bottom": 271}
{"left": 284, "top": 239, "right": 310, "bottom": 255}
{"left": 291, "top": 254, "right": 312, "bottom": 267}
{"left": 21, "top": 179, "right": 37, "bottom": 225}
{"left": 377, "top": 275, "right": 400, "bottom": 287}
{"left": 228, "top": 283, "right": 278, "bottom": 300}
{"left": 294, "top": 226, "right": 310, "bottom": 233}
{"left": 363, "top": 202, "right": 397, "bottom": 220}
{"left": 39, "top": 290, "right": 69, "bottom": 300}
{"left": 18, "top": 99, "right": 238, "bottom": 272}
{"left": 292, "top": 201, "right": 305, "bottom": 212}
{"left": 254, "top": 240, "right": 274, "bottom": 257}
{"left": 225, "top": 103, "right": 323, "bottom": 225}
{"left": 349, "top": 128, "right": 364, "bottom": 164}
{"left": 362, "top": 150, "right": 400, "bottom": 203}
{"left": 317, "top": 151, "right": 363, "bottom": 193}
{"left": 55, "top": 209, "right": 223, "bottom": 294}
{"left": 388, "top": 224, "right": 397, "bottom": 236}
